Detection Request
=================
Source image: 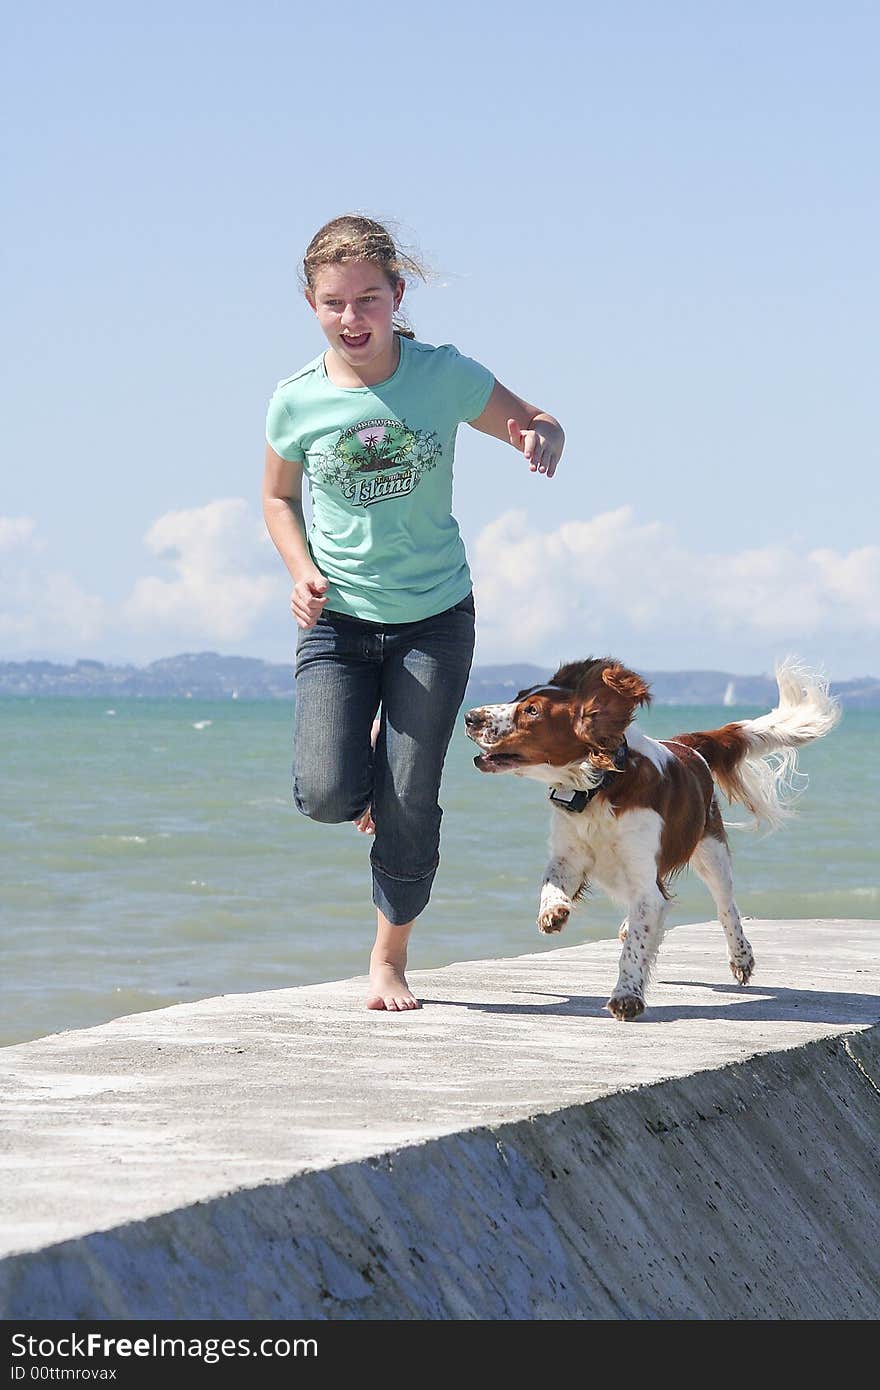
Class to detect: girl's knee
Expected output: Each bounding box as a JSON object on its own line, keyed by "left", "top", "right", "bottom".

{"left": 293, "top": 776, "right": 366, "bottom": 824}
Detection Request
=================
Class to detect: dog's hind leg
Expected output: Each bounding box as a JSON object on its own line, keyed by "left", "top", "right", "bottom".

{"left": 690, "top": 829, "right": 755, "bottom": 985}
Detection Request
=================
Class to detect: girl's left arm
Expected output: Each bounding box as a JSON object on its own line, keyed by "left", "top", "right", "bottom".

{"left": 467, "top": 380, "right": 565, "bottom": 478}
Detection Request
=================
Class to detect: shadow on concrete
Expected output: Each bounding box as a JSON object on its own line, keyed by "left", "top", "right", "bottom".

{"left": 423, "top": 982, "right": 880, "bottom": 1026}
{"left": 424, "top": 992, "right": 610, "bottom": 1018}
{"left": 648, "top": 981, "right": 880, "bottom": 1026}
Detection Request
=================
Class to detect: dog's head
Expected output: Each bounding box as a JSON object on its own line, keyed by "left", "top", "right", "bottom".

{"left": 464, "top": 658, "right": 651, "bottom": 776}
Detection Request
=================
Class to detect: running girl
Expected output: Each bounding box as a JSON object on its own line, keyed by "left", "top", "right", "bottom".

{"left": 263, "top": 215, "right": 564, "bottom": 1011}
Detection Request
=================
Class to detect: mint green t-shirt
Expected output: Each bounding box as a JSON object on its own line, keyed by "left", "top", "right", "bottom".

{"left": 265, "top": 336, "right": 494, "bottom": 623}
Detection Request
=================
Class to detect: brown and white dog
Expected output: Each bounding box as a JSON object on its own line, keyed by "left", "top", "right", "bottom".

{"left": 464, "top": 657, "right": 839, "bottom": 1020}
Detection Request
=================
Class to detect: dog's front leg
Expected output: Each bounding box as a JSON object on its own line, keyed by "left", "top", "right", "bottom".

{"left": 606, "top": 887, "right": 667, "bottom": 1020}
{"left": 538, "top": 816, "right": 591, "bottom": 935}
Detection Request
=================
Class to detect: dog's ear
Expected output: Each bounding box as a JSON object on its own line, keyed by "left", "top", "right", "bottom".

{"left": 601, "top": 664, "right": 651, "bottom": 709}
{"left": 572, "top": 664, "right": 650, "bottom": 754}
{"left": 572, "top": 696, "right": 598, "bottom": 744}
{"left": 573, "top": 694, "right": 633, "bottom": 757}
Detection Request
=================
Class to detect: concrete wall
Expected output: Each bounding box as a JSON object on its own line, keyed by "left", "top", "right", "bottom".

{"left": 2, "top": 920, "right": 879, "bottom": 1319}
{"left": 3, "top": 1025, "right": 878, "bottom": 1320}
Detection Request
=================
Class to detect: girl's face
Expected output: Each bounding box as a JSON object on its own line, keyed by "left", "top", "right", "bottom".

{"left": 307, "top": 261, "right": 404, "bottom": 373}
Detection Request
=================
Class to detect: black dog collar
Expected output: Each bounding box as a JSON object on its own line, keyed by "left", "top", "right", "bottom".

{"left": 548, "top": 740, "right": 628, "bottom": 813}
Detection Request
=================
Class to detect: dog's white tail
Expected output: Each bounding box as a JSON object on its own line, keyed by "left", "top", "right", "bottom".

{"left": 675, "top": 658, "right": 841, "bottom": 830}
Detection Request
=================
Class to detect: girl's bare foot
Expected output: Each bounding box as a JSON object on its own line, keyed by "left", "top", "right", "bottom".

{"left": 367, "top": 954, "right": 420, "bottom": 1011}
{"left": 353, "top": 717, "right": 380, "bottom": 834}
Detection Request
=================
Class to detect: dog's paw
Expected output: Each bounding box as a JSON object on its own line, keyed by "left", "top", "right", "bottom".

{"left": 538, "top": 902, "right": 570, "bottom": 934}
{"left": 729, "top": 951, "right": 755, "bottom": 986}
{"left": 606, "top": 993, "right": 645, "bottom": 1022}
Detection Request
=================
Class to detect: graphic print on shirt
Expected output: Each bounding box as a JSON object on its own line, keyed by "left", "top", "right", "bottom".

{"left": 310, "top": 418, "right": 442, "bottom": 508}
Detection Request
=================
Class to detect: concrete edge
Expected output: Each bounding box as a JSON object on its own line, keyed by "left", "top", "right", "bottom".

{"left": 3, "top": 1022, "right": 879, "bottom": 1320}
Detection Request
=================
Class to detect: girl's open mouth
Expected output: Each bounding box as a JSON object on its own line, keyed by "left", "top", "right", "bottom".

{"left": 341, "top": 332, "right": 370, "bottom": 349}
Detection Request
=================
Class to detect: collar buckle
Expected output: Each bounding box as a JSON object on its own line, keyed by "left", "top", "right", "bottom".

{"left": 548, "top": 739, "right": 628, "bottom": 814}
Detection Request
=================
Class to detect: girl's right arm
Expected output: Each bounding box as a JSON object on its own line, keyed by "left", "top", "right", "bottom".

{"left": 262, "top": 444, "right": 329, "bottom": 629}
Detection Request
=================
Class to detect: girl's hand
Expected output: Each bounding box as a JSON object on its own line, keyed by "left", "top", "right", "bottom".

{"left": 291, "top": 571, "right": 329, "bottom": 628}
{"left": 507, "top": 417, "right": 564, "bottom": 477}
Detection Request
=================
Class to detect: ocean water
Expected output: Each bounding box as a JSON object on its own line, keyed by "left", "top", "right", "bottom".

{"left": 1, "top": 697, "right": 877, "bottom": 1046}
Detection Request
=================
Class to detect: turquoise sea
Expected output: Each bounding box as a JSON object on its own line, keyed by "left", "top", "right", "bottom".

{"left": 1, "top": 697, "right": 877, "bottom": 1046}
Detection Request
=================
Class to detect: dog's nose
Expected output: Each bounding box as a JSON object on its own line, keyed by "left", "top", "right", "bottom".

{"left": 464, "top": 709, "right": 480, "bottom": 730}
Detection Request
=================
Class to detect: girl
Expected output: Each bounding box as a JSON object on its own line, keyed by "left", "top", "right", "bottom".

{"left": 263, "top": 215, "right": 564, "bottom": 1012}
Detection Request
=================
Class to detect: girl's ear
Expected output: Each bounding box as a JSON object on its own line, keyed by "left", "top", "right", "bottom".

{"left": 601, "top": 664, "right": 651, "bottom": 708}
{"left": 394, "top": 277, "right": 405, "bottom": 310}
{"left": 304, "top": 288, "right": 316, "bottom": 311}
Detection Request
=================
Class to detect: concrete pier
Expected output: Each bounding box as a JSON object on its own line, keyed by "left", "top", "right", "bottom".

{"left": 1, "top": 918, "right": 878, "bottom": 1319}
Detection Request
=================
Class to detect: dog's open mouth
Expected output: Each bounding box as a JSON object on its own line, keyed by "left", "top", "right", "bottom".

{"left": 473, "top": 752, "right": 524, "bottom": 773}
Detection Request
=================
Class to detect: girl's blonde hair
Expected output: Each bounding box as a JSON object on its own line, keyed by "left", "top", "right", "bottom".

{"left": 302, "top": 215, "right": 427, "bottom": 339}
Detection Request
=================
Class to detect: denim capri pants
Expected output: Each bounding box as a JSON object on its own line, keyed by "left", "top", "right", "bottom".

{"left": 292, "top": 592, "right": 476, "bottom": 924}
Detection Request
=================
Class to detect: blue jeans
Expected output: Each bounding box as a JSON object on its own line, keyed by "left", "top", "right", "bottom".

{"left": 292, "top": 593, "right": 476, "bottom": 925}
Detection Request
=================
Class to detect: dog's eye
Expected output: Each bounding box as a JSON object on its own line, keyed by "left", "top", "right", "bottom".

{"left": 524, "top": 704, "right": 539, "bottom": 717}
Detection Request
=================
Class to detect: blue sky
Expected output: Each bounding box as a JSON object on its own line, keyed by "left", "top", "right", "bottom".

{"left": 2, "top": 2, "right": 878, "bottom": 676}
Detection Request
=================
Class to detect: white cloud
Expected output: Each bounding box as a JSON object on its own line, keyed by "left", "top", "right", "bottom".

{"left": 3, "top": 502, "right": 878, "bottom": 674}
{"left": 0, "top": 516, "right": 36, "bottom": 550}
{"left": 808, "top": 545, "right": 880, "bottom": 610}
{"left": 125, "top": 498, "right": 281, "bottom": 642}
{"left": 471, "top": 507, "right": 880, "bottom": 664}
{"left": 0, "top": 515, "right": 107, "bottom": 647}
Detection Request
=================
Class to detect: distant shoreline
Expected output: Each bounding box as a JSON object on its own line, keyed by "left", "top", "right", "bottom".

{"left": 1, "top": 653, "right": 878, "bottom": 707}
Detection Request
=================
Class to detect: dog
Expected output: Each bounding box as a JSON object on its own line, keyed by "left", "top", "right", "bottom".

{"left": 464, "top": 657, "right": 839, "bottom": 1020}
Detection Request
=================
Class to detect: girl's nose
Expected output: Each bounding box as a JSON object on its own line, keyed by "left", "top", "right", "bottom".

{"left": 340, "top": 304, "right": 359, "bottom": 327}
